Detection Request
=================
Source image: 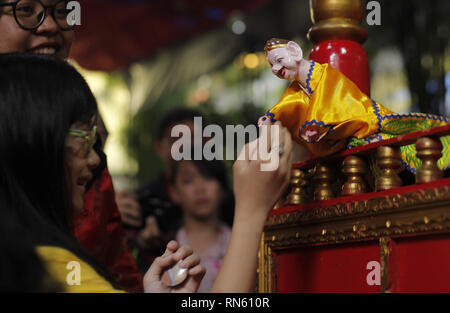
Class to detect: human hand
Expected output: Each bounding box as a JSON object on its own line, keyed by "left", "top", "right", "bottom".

{"left": 116, "top": 190, "right": 142, "bottom": 227}
{"left": 233, "top": 121, "right": 293, "bottom": 222}
{"left": 211, "top": 123, "right": 292, "bottom": 293}
{"left": 143, "top": 240, "right": 205, "bottom": 293}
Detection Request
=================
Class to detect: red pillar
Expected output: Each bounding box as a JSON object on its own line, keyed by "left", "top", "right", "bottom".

{"left": 308, "top": 0, "right": 370, "bottom": 96}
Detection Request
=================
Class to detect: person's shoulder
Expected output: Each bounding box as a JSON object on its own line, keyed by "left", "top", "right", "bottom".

{"left": 175, "top": 226, "right": 188, "bottom": 245}
{"left": 36, "top": 246, "right": 91, "bottom": 276}
{"left": 36, "top": 246, "right": 79, "bottom": 263}
{"left": 36, "top": 246, "right": 125, "bottom": 293}
{"left": 220, "top": 222, "right": 232, "bottom": 232}
{"left": 219, "top": 223, "right": 232, "bottom": 242}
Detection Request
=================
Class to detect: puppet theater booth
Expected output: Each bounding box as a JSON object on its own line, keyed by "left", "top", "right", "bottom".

{"left": 257, "top": 0, "right": 450, "bottom": 293}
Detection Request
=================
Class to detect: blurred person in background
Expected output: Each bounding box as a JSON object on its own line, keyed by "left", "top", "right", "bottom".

{"left": 0, "top": 0, "right": 142, "bottom": 291}
{"left": 118, "top": 106, "right": 295, "bottom": 292}
{"left": 118, "top": 108, "right": 235, "bottom": 275}
{"left": 167, "top": 156, "right": 233, "bottom": 292}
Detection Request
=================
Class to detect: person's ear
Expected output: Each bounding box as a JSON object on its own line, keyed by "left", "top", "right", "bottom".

{"left": 286, "top": 41, "right": 303, "bottom": 62}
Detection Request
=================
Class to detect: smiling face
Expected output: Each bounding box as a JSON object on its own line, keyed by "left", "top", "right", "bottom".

{"left": 64, "top": 119, "right": 100, "bottom": 214}
{"left": 170, "top": 161, "right": 223, "bottom": 221}
{"left": 267, "top": 47, "right": 300, "bottom": 81}
{"left": 0, "top": 0, "right": 74, "bottom": 59}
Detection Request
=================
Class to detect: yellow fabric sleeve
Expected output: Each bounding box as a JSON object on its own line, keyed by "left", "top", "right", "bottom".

{"left": 267, "top": 61, "right": 395, "bottom": 157}
{"left": 36, "top": 246, "right": 125, "bottom": 293}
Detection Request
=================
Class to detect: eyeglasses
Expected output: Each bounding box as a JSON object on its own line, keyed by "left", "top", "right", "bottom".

{"left": 69, "top": 126, "right": 97, "bottom": 157}
{"left": 0, "top": 0, "right": 75, "bottom": 31}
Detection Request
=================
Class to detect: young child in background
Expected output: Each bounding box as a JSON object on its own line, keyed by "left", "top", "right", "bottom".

{"left": 168, "top": 156, "right": 233, "bottom": 293}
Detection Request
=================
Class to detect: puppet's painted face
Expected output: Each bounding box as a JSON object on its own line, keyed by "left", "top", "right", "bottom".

{"left": 267, "top": 47, "right": 298, "bottom": 81}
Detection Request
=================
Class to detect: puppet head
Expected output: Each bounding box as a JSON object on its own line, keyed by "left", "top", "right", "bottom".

{"left": 265, "top": 38, "right": 303, "bottom": 81}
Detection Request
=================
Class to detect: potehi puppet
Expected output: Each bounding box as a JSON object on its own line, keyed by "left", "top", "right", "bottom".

{"left": 259, "top": 38, "right": 450, "bottom": 173}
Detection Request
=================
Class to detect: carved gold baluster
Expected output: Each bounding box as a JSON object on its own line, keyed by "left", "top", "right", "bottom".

{"left": 416, "top": 137, "right": 443, "bottom": 184}
{"left": 314, "top": 163, "right": 334, "bottom": 201}
{"left": 342, "top": 155, "right": 368, "bottom": 196}
{"left": 308, "top": 0, "right": 368, "bottom": 45}
{"left": 376, "top": 146, "right": 403, "bottom": 191}
{"left": 273, "top": 199, "right": 285, "bottom": 210}
{"left": 286, "top": 168, "right": 309, "bottom": 205}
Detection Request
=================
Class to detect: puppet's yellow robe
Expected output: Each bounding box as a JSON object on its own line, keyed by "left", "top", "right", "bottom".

{"left": 266, "top": 61, "right": 450, "bottom": 173}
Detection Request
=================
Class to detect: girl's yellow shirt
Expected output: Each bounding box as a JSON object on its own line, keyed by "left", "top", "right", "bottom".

{"left": 36, "top": 246, "right": 125, "bottom": 293}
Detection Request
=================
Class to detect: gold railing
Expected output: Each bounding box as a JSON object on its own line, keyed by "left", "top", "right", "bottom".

{"left": 257, "top": 124, "right": 450, "bottom": 292}
{"left": 282, "top": 124, "right": 450, "bottom": 206}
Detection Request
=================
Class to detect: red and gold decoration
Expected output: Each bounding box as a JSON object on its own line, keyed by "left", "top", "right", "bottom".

{"left": 258, "top": 0, "right": 450, "bottom": 293}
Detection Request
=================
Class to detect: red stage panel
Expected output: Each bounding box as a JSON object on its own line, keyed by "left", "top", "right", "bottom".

{"left": 276, "top": 242, "right": 380, "bottom": 293}
{"left": 391, "top": 235, "right": 450, "bottom": 293}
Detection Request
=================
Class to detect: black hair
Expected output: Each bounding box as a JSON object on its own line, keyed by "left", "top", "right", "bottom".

{"left": 0, "top": 53, "right": 118, "bottom": 290}
{"left": 169, "top": 158, "right": 229, "bottom": 191}
{"left": 156, "top": 107, "right": 205, "bottom": 140}
{"left": 168, "top": 149, "right": 234, "bottom": 226}
{"left": 0, "top": 212, "right": 62, "bottom": 292}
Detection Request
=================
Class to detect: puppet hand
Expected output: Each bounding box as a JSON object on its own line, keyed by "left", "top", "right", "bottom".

{"left": 257, "top": 115, "right": 273, "bottom": 127}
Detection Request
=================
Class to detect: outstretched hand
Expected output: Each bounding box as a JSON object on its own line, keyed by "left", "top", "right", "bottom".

{"left": 233, "top": 121, "right": 293, "bottom": 222}
{"left": 143, "top": 240, "right": 205, "bottom": 293}
{"left": 211, "top": 121, "right": 293, "bottom": 293}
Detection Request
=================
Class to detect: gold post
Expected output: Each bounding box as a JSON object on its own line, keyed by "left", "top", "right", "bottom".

{"left": 376, "top": 146, "right": 403, "bottom": 191}
{"left": 380, "top": 237, "right": 392, "bottom": 293}
{"left": 314, "top": 163, "right": 335, "bottom": 201}
{"left": 342, "top": 155, "right": 368, "bottom": 195}
{"left": 287, "top": 169, "right": 310, "bottom": 205}
{"left": 257, "top": 233, "right": 273, "bottom": 293}
{"left": 416, "top": 137, "right": 444, "bottom": 184}
{"left": 308, "top": 0, "right": 368, "bottom": 44}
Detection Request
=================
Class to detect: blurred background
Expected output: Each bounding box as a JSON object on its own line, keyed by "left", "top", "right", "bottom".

{"left": 69, "top": 0, "right": 450, "bottom": 190}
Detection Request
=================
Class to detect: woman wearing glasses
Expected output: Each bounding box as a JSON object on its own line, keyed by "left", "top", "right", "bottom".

{"left": 0, "top": 0, "right": 145, "bottom": 292}
{"left": 0, "top": 3, "right": 295, "bottom": 293}
{"left": 0, "top": 53, "right": 207, "bottom": 292}
{"left": 0, "top": 53, "right": 294, "bottom": 293}
{"left": 0, "top": 0, "right": 74, "bottom": 58}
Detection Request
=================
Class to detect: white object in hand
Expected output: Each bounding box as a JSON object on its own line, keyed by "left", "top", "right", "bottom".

{"left": 161, "top": 260, "right": 188, "bottom": 287}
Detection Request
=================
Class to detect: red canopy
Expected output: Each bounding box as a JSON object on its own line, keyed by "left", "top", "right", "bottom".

{"left": 71, "top": 0, "right": 268, "bottom": 71}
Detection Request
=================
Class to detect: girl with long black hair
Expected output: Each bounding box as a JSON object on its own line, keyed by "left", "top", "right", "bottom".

{"left": 167, "top": 156, "right": 233, "bottom": 293}
{"left": 0, "top": 52, "right": 294, "bottom": 292}
{"left": 0, "top": 53, "right": 205, "bottom": 292}
{"left": 0, "top": 0, "right": 143, "bottom": 292}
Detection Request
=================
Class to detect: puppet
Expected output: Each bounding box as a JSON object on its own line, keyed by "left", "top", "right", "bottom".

{"left": 259, "top": 38, "right": 450, "bottom": 173}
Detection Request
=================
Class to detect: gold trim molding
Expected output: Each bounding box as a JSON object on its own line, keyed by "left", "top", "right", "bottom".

{"left": 258, "top": 185, "right": 450, "bottom": 292}
{"left": 267, "top": 186, "right": 450, "bottom": 229}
